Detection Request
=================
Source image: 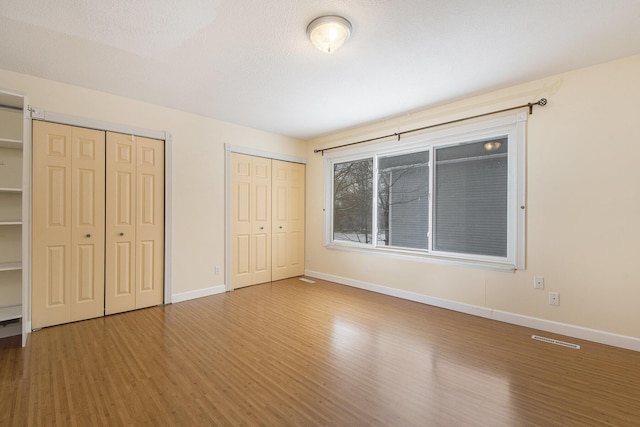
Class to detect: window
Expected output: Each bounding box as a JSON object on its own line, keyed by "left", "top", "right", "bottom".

{"left": 333, "top": 158, "right": 373, "bottom": 244}
{"left": 434, "top": 139, "right": 508, "bottom": 257}
{"left": 377, "top": 151, "right": 430, "bottom": 250}
{"left": 325, "top": 114, "right": 526, "bottom": 270}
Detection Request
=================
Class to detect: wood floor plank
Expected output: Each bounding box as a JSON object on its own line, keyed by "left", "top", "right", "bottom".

{"left": 2, "top": 277, "right": 640, "bottom": 426}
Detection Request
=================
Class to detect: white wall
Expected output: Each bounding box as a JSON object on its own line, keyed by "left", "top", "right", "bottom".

{"left": 306, "top": 55, "right": 640, "bottom": 345}
{"left": 0, "top": 68, "right": 307, "bottom": 298}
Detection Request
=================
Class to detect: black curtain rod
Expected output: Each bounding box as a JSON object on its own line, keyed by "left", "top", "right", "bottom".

{"left": 314, "top": 98, "right": 548, "bottom": 155}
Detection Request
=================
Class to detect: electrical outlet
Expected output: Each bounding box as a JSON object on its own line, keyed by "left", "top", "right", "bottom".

{"left": 534, "top": 276, "right": 544, "bottom": 289}
{"left": 214, "top": 265, "right": 220, "bottom": 275}
{"left": 548, "top": 292, "right": 559, "bottom": 306}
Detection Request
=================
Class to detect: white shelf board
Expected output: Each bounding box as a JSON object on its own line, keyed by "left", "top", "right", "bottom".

{"left": 0, "top": 221, "right": 22, "bottom": 225}
{"left": 0, "top": 187, "right": 22, "bottom": 193}
{"left": 0, "top": 91, "right": 23, "bottom": 109}
{"left": 0, "top": 262, "right": 21, "bottom": 272}
{"left": 0, "top": 138, "right": 23, "bottom": 149}
{"left": 0, "top": 305, "right": 22, "bottom": 322}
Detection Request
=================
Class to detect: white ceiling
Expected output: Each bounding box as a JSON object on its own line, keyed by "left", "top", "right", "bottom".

{"left": 1, "top": 0, "right": 639, "bottom": 140}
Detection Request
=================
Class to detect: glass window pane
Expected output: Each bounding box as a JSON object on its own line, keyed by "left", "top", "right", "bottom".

{"left": 333, "top": 158, "right": 373, "bottom": 244}
{"left": 434, "top": 138, "right": 508, "bottom": 257}
{"left": 377, "top": 151, "right": 429, "bottom": 249}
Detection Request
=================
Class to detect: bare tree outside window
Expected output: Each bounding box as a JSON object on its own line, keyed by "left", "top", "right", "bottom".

{"left": 377, "top": 151, "right": 430, "bottom": 249}
{"left": 333, "top": 159, "right": 373, "bottom": 243}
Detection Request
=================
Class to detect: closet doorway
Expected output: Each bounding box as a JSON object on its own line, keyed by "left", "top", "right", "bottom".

{"left": 31, "top": 121, "right": 166, "bottom": 329}
{"left": 228, "top": 150, "right": 305, "bottom": 289}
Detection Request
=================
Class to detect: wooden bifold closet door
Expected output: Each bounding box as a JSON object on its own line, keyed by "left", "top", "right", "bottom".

{"left": 32, "top": 123, "right": 164, "bottom": 329}
{"left": 32, "top": 121, "right": 106, "bottom": 328}
{"left": 105, "top": 132, "right": 164, "bottom": 315}
{"left": 271, "top": 159, "right": 305, "bottom": 281}
{"left": 230, "top": 153, "right": 272, "bottom": 288}
{"left": 230, "top": 153, "right": 305, "bottom": 289}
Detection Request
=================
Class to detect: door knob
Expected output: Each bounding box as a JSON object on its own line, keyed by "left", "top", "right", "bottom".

{"left": 86, "top": 234, "right": 91, "bottom": 238}
{"left": 119, "top": 232, "right": 124, "bottom": 236}
{"left": 279, "top": 226, "right": 283, "bottom": 229}
{"left": 260, "top": 226, "right": 264, "bottom": 230}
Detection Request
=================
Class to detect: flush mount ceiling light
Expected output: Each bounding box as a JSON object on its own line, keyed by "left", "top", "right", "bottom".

{"left": 307, "top": 15, "right": 352, "bottom": 54}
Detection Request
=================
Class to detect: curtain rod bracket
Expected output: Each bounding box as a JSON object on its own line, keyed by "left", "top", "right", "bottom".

{"left": 528, "top": 98, "right": 547, "bottom": 114}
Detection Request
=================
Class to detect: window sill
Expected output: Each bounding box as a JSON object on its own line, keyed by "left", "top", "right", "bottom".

{"left": 326, "top": 242, "right": 518, "bottom": 273}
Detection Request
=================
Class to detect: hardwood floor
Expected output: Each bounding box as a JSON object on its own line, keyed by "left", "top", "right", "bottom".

{"left": 2, "top": 277, "right": 640, "bottom": 426}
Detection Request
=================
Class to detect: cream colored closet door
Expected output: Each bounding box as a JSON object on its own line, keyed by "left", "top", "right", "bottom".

{"left": 32, "top": 121, "right": 105, "bottom": 328}
{"left": 105, "top": 133, "right": 164, "bottom": 314}
{"left": 134, "top": 136, "right": 164, "bottom": 309}
{"left": 230, "top": 153, "right": 271, "bottom": 288}
{"left": 272, "top": 160, "right": 305, "bottom": 281}
{"left": 105, "top": 133, "right": 136, "bottom": 314}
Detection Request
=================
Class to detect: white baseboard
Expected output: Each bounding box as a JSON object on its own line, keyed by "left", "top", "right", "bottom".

{"left": 304, "top": 270, "right": 640, "bottom": 353}
{"left": 171, "top": 285, "right": 226, "bottom": 304}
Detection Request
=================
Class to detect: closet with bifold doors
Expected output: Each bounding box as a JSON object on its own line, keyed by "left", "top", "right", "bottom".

{"left": 230, "top": 152, "right": 305, "bottom": 289}
{"left": 32, "top": 121, "right": 164, "bottom": 329}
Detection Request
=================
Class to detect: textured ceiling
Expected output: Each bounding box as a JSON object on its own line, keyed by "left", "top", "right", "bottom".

{"left": 1, "top": 0, "right": 639, "bottom": 140}
{"left": 1, "top": 0, "right": 222, "bottom": 57}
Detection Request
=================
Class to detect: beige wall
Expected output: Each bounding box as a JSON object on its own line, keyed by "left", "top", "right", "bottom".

{"left": 3, "top": 54, "right": 638, "bottom": 341}
{"left": 0, "top": 68, "right": 307, "bottom": 297}
{"left": 306, "top": 55, "right": 640, "bottom": 339}
{"left": 0, "top": 108, "right": 22, "bottom": 140}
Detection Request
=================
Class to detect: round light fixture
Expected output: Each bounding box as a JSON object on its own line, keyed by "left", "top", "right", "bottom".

{"left": 307, "top": 15, "right": 352, "bottom": 54}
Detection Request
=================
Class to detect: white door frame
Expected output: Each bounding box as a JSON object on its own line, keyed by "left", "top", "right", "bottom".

{"left": 224, "top": 144, "right": 305, "bottom": 292}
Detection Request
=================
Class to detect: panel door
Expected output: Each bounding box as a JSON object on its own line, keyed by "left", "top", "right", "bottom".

{"left": 105, "top": 132, "right": 137, "bottom": 314}
{"left": 134, "top": 136, "right": 164, "bottom": 309}
{"left": 271, "top": 160, "right": 305, "bottom": 281}
{"left": 230, "top": 153, "right": 253, "bottom": 288}
{"left": 32, "top": 122, "right": 72, "bottom": 328}
{"left": 251, "top": 156, "right": 272, "bottom": 285}
{"left": 70, "top": 127, "right": 105, "bottom": 321}
{"left": 105, "top": 132, "right": 164, "bottom": 314}
{"left": 32, "top": 121, "right": 105, "bottom": 328}
{"left": 230, "top": 153, "right": 271, "bottom": 289}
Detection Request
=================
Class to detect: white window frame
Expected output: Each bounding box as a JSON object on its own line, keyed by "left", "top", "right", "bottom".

{"left": 323, "top": 112, "right": 527, "bottom": 271}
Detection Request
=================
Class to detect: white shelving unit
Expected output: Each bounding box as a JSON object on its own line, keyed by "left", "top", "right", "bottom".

{"left": 0, "top": 89, "right": 29, "bottom": 345}
{"left": 0, "top": 305, "right": 22, "bottom": 322}
{"left": 0, "top": 138, "right": 22, "bottom": 149}
{"left": 0, "top": 262, "right": 22, "bottom": 271}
